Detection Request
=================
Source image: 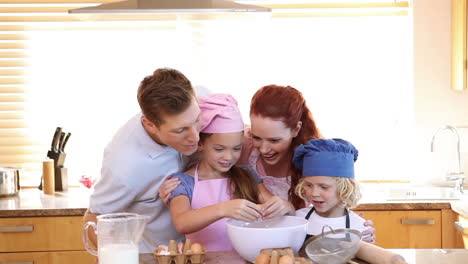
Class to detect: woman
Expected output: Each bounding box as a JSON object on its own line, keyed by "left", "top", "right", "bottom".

{"left": 238, "top": 85, "right": 321, "bottom": 209}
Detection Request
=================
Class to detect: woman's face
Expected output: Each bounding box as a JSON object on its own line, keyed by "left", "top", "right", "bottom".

{"left": 249, "top": 115, "right": 299, "bottom": 166}
{"left": 199, "top": 132, "right": 244, "bottom": 173}
{"left": 302, "top": 176, "right": 343, "bottom": 217}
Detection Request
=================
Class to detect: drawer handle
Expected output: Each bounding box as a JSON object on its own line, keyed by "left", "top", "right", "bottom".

{"left": 401, "top": 218, "right": 435, "bottom": 225}
{"left": 454, "top": 222, "right": 468, "bottom": 234}
{"left": 0, "top": 262, "right": 34, "bottom": 264}
{"left": 0, "top": 226, "right": 34, "bottom": 233}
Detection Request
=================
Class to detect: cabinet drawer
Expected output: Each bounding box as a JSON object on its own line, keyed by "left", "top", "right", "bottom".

{"left": 0, "top": 251, "right": 94, "bottom": 264}
{"left": 0, "top": 216, "right": 85, "bottom": 252}
{"left": 356, "top": 210, "right": 442, "bottom": 248}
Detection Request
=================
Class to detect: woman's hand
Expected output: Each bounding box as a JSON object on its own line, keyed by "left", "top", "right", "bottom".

{"left": 220, "top": 199, "right": 262, "bottom": 222}
{"left": 260, "top": 196, "right": 295, "bottom": 219}
{"left": 361, "top": 219, "right": 376, "bottom": 244}
{"left": 158, "top": 176, "right": 181, "bottom": 206}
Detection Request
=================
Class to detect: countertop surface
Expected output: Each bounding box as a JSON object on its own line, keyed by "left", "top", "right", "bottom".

{"left": 0, "top": 185, "right": 467, "bottom": 218}
{"left": 0, "top": 188, "right": 90, "bottom": 217}
{"left": 139, "top": 249, "right": 468, "bottom": 264}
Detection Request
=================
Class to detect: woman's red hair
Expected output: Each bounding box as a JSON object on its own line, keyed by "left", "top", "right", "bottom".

{"left": 250, "top": 85, "right": 322, "bottom": 209}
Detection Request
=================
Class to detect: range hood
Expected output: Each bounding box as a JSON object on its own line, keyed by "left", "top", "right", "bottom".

{"left": 68, "top": 0, "right": 271, "bottom": 14}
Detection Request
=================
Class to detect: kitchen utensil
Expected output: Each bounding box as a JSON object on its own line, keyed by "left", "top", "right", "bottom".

{"left": 0, "top": 166, "right": 21, "bottom": 197}
{"left": 82, "top": 213, "right": 149, "bottom": 264}
{"left": 57, "top": 131, "right": 66, "bottom": 153}
{"left": 355, "top": 240, "right": 407, "bottom": 264}
{"left": 40, "top": 127, "right": 70, "bottom": 191}
{"left": 226, "top": 216, "right": 308, "bottom": 262}
{"left": 300, "top": 225, "right": 361, "bottom": 264}
{"left": 60, "top": 132, "right": 71, "bottom": 152}
{"left": 50, "top": 127, "right": 62, "bottom": 153}
{"left": 42, "top": 159, "right": 55, "bottom": 195}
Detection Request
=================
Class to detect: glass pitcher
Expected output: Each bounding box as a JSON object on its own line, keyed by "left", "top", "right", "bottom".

{"left": 82, "top": 213, "right": 149, "bottom": 264}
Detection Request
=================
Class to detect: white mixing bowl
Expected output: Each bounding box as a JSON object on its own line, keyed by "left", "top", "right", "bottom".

{"left": 226, "top": 216, "right": 308, "bottom": 262}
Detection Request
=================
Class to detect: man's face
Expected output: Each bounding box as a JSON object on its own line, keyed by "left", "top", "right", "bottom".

{"left": 151, "top": 97, "right": 202, "bottom": 155}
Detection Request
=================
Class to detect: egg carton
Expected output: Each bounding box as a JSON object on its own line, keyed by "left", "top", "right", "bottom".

{"left": 154, "top": 253, "right": 205, "bottom": 264}
{"left": 255, "top": 247, "right": 312, "bottom": 264}
{"left": 153, "top": 239, "right": 205, "bottom": 264}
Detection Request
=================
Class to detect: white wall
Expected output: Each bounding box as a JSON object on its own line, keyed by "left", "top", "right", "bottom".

{"left": 412, "top": 0, "right": 468, "bottom": 185}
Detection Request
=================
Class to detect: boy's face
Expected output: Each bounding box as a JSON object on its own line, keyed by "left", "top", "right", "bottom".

{"left": 146, "top": 97, "right": 202, "bottom": 156}
{"left": 302, "top": 176, "right": 344, "bottom": 217}
{"left": 199, "top": 132, "right": 244, "bottom": 174}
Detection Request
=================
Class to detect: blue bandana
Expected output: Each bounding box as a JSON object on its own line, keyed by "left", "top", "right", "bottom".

{"left": 293, "top": 138, "right": 358, "bottom": 178}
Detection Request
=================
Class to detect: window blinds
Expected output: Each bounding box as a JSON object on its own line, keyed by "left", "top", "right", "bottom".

{"left": 0, "top": 0, "right": 409, "bottom": 186}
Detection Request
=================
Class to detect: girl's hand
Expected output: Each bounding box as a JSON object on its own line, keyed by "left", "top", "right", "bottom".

{"left": 158, "top": 176, "right": 181, "bottom": 206}
{"left": 260, "top": 196, "right": 295, "bottom": 219}
{"left": 221, "top": 199, "right": 262, "bottom": 222}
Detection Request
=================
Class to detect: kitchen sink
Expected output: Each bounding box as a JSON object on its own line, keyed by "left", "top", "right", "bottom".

{"left": 385, "top": 186, "right": 462, "bottom": 201}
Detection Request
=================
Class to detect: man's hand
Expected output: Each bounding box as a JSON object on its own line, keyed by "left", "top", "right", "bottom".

{"left": 158, "top": 176, "right": 181, "bottom": 206}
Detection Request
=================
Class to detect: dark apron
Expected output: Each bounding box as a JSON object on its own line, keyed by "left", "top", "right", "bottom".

{"left": 303, "top": 207, "right": 350, "bottom": 242}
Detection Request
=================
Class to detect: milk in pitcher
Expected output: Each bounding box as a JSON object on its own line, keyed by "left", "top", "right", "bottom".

{"left": 99, "top": 244, "right": 138, "bottom": 264}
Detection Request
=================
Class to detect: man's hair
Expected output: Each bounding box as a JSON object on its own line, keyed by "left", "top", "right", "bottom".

{"left": 137, "top": 68, "right": 195, "bottom": 126}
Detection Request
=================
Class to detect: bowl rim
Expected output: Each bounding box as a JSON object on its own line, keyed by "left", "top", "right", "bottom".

{"left": 226, "top": 215, "right": 309, "bottom": 230}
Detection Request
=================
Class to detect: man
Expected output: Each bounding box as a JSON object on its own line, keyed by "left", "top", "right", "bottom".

{"left": 84, "top": 68, "right": 201, "bottom": 253}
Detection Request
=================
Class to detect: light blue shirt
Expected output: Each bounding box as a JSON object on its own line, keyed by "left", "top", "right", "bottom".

{"left": 89, "top": 113, "right": 185, "bottom": 253}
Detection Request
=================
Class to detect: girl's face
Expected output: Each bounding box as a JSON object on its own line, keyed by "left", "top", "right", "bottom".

{"left": 250, "top": 115, "right": 300, "bottom": 166}
{"left": 199, "top": 132, "right": 244, "bottom": 173}
{"left": 302, "top": 176, "right": 344, "bottom": 217}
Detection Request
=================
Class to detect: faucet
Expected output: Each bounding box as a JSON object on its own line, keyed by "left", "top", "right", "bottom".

{"left": 430, "top": 125, "right": 464, "bottom": 194}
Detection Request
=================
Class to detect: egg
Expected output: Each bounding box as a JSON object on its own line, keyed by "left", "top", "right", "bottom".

{"left": 255, "top": 253, "right": 270, "bottom": 264}
{"left": 190, "top": 242, "right": 204, "bottom": 254}
{"left": 278, "top": 255, "right": 294, "bottom": 264}
{"left": 257, "top": 203, "right": 267, "bottom": 219}
{"left": 154, "top": 245, "right": 168, "bottom": 255}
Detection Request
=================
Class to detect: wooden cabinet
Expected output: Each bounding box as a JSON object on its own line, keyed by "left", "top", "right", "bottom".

{"left": 356, "top": 210, "right": 442, "bottom": 248}
{"left": 454, "top": 213, "right": 468, "bottom": 248}
{"left": 0, "top": 216, "right": 94, "bottom": 264}
{"left": 0, "top": 251, "right": 95, "bottom": 264}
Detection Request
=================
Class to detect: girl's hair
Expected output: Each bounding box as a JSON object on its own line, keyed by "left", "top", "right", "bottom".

{"left": 294, "top": 177, "right": 362, "bottom": 209}
{"left": 250, "top": 85, "right": 322, "bottom": 209}
{"left": 199, "top": 133, "right": 260, "bottom": 204}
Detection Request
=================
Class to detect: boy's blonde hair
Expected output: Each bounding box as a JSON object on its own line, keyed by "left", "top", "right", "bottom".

{"left": 294, "top": 176, "right": 362, "bottom": 209}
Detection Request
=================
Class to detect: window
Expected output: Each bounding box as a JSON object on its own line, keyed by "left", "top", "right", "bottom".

{"left": 0, "top": 0, "right": 412, "bottom": 186}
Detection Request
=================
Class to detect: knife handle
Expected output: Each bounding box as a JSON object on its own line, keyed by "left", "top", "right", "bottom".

{"left": 57, "top": 132, "right": 66, "bottom": 153}
{"left": 61, "top": 132, "right": 71, "bottom": 152}
{"left": 50, "top": 127, "right": 62, "bottom": 152}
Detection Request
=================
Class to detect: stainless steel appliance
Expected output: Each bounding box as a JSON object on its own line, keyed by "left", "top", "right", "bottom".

{"left": 0, "top": 167, "right": 20, "bottom": 197}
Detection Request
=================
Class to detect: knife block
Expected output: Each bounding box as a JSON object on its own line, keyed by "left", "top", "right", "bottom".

{"left": 45, "top": 151, "right": 68, "bottom": 191}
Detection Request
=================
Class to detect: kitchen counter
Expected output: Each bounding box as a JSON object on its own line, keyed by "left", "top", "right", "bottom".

{"left": 0, "top": 188, "right": 90, "bottom": 217}
{"left": 0, "top": 187, "right": 467, "bottom": 218}
{"left": 139, "top": 249, "right": 468, "bottom": 264}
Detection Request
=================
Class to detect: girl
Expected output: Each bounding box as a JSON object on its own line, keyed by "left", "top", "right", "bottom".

{"left": 167, "top": 94, "right": 294, "bottom": 252}
{"left": 293, "top": 138, "right": 372, "bottom": 241}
